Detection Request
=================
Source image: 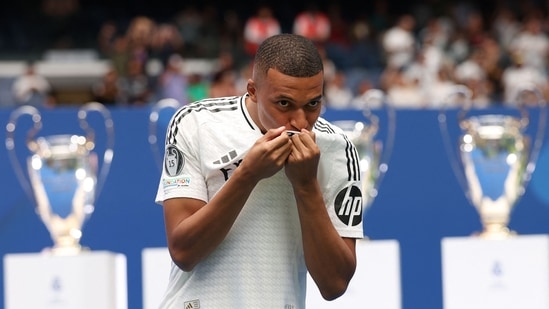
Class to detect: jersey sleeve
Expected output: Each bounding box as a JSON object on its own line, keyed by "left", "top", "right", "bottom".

{"left": 318, "top": 131, "right": 365, "bottom": 239}
{"left": 155, "top": 108, "right": 208, "bottom": 205}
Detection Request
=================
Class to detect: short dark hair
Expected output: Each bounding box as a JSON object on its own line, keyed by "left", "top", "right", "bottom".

{"left": 253, "top": 33, "right": 324, "bottom": 78}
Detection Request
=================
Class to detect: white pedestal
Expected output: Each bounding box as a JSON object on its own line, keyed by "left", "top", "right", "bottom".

{"left": 3, "top": 250, "right": 127, "bottom": 309}
{"left": 142, "top": 247, "right": 171, "bottom": 309}
{"left": 306, "top": 239, "right": 402, "bottom": 309}
{"left": 441, "top": 234, "right": 549, "bottom": 309}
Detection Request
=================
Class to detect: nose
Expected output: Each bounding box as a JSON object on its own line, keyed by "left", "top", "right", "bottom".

{"left": 289, "top": 109, "right": 309, "bottom": 130}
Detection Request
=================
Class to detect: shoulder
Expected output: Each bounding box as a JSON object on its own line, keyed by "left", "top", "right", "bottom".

{"left": 313, "top": 117, "right": 347, "bottom": 136}
{"left": 170, "top": 95, "right": 243, "bottom": 123}
{"left": 165, "top": 95, "right": 243, "bottom": 143}
{"left": 314, "top": 117, "right": 362, "bottom": 181}
{"left": 313, "top": 117, "right": 352, "bottom": 147}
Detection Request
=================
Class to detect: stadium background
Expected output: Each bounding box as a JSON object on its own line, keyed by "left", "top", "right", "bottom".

{"left": 1, "top": 1, "right": 549, "bottom": 309}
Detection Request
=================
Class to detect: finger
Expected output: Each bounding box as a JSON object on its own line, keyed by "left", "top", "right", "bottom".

{"left": 290, "top": 130, "right": 315, "bottom": 149}
{"left": 263, "top": 126, "right": 286, "bottom": 140}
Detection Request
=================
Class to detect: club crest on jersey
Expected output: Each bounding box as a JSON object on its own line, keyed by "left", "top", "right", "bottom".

{"left": 164, "top": 145, "right": 185, "bottom": 176}
{"left": 335, "top": 185, "right": 363, "bottom": 226}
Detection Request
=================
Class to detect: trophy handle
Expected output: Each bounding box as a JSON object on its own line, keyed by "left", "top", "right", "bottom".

{"left": 78, "top": 102, "right": 115, "bottom": 198}
{"left": 148, "top": 98, "right": 182, "bottom": 171}
{"left": 362, "top": 89, "right": 396, "bottom": 192}
{"left": 5, "top": 105, "right": 43, "bottom": 201}
{"left": 511, "top": 83, "right": 547, "bottom": 183}
{"left": 438, "top": 85, "right": 476, "bottom": 194}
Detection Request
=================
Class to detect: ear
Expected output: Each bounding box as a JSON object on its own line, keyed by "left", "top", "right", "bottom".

{"left": 246, "top": 79, "right": 257, "bottom": 101}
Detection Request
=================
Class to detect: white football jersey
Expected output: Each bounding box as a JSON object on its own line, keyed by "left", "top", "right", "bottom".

{"left": 155, "top": 94, "right": 364, "bottom": 309}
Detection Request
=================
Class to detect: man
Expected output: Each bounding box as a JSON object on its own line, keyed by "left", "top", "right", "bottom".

{"left": 155, "top": 33, "right": 364, "bottom": 308}
{"left": 12, "top": 61, "right": 55, "bottom": 107}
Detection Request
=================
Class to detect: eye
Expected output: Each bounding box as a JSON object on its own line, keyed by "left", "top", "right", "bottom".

{"left": 278, "top": 100, "right": 290, "bottom": 107}
{"left": 308, "top": 100, "right": 321, "bottom": 109}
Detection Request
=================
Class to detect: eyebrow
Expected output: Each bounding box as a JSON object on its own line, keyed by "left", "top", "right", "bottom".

{"left": 311, "top": 95, "right": 323, "bottom": 102}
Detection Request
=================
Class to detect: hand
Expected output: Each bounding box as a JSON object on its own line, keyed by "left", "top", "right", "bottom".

{"left": 240, "top": 126, "right": 293, "bottom": 182}
{"left": 285, "top": 129, "right": 320, "bottom": 186}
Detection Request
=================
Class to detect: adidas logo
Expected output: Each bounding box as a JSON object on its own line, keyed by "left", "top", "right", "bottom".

{"left": 184, "top": 299, "right": 200, "bottom": 309}
{"left": 213, "top": 150, "right": 238, "bottom": 165}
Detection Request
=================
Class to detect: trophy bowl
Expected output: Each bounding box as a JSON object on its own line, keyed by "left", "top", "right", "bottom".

{"left": 331, "top": 89, "right": 396, "bottom": 237}
{"left": 5, "top": 102, "right": 114, "bottom": 255}
{"left": 438, "top": 84, "right": 547, "bottom": 239}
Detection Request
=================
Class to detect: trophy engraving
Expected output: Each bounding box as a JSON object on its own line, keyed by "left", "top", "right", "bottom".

{"left": 331, "top": 89, "right": 396, "bottom": 233}
{"left": 439, "top": 84, "right": 546, "bottom": 239}
{"left": 148, "top": 98, "right": 182, "bottom": 170}
{"left": 5, "top": 102, "right": 115, "bottom": 254}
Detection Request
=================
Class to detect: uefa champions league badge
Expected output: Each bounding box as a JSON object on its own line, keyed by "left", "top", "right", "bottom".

{"left": 163, "top": 145, "right": 191, "bottom": 190}
{"left": 164, "top": 145, "right": 185, "bottom": 176}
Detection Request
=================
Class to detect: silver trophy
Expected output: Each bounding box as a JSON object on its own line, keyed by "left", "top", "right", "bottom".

{"left": 5, "top": 102, "right": 115, "bottom": 255}
{"left": 148, "top": 98, "right": 182, "bottom": 170}
{"left": 439, "top": 84, "right": 546, "bottom": 239}
{"left": 331, "top": 89, "right": 396, "bottom": 235}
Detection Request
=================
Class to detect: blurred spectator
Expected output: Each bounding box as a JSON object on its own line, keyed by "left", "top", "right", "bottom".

{"left": 118, "top": 58, "right": 152, "bottom": 106}
{"left": 478, "top": 35, "right": 508, "bottom": 102}
{"left": 243, "top": 4, "right": 281, "bottom": 57}
{"left": 217, "top": 50, "right": 237, "bottom": 72}
{"left": 446, "top": 28, "right": 470, "bottom": 65}
{"left": 4, "top": 1, "right": 549, "bottom": 108}
{"left": 125, "top": 16, "right": 155, "bottom": 72}
{"left": 369, "top": 0, "right": 391, "bottom": 37}
{"left": 383, "top": 66, "right": 425, "bottom": 108}
{"left": 234, "top": 61, "right": 253, "bottom": 94}
{"left": 325, "top": 3, "right": 350, "bottom": 47}
{"left": 381, "top": 14, "right": 417, "bottom": 69}
{"left": 97, "top": 20, "right": 119, "bottom": 58}
{"left": 187, "top": 73, "right": 209, "bottom": 103}
{"left": 218, "top": 9, "right": 247, "bottom": 67}
{"left": 425, "top": 66, "right": 460, "bottom": 109}
{"left": 346, "top": 17, "right": 384, "bottom": 69}
{"left": 156, "top": 53, "right": 189, "bottom": 106}
{"left": 324, "top": 70, "right": 354, "bottom": 109}
{"left": 501, "top": 52, "right": 549, "bottom": 106}
{"left": 322, "top": 4, "right": 351, "bottom": 69}
{"left": 91, "top": 66, "right": 121, "bottom": 105}
{"left": 208, "top": 68, "right": 239, "bottom": 98}
{"left": 194, "top": 5, "right": 223, "bottom": 58}
{"left": 491, "top": 5, "right": 521, "bottom": 51}
{"left": 461, "top": 9, "right": 488, "bottom": 49}
{"left": 292, "top": 3, "right": 331, "bottom": 47}
{"left": 508, "top": 14, "right": 549, "bottom": 74}
{"left": 350, "top": 79, "right": 380, "bottom": 109}
{"left": 12, "top": 62, "right": 55, "bottom": 107}
{"left": 318, "top": 46, "right": 336, "bottom": 84}
{"left": 417, "top": 18, "right": 448, "bottom": 55}
{"left": 173, "top": 6, "right": 203, "bottom": 57}
{"left": 150, "top": 23, "right": 184, "bottom": 67}
{"left": 402, "top": 43, "right": 440, "bottom": 106}
{"left": 109, "top": 36, "right": 131, "bottom": 77}
{"left": 454, "top": 48, "right": 494, "bottom": 108}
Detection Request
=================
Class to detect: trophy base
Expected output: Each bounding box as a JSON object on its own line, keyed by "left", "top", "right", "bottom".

{"left": 42, "top": 244, "right": 90, "bottom": 256}
{"left": 472, "top": 226, "right": 517, "bottom": 240}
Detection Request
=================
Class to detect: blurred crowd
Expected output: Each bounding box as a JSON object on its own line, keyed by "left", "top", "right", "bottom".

{"left": 4, "top": 0, "right": 549, "bottom": 109}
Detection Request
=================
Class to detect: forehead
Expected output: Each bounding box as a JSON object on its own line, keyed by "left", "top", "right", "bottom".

{"left": 260, "top": 69, "right": 324, "bottom": 100}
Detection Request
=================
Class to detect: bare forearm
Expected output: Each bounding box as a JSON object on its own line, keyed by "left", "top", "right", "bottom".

{"left": 167, "top": 167, "right": 258, "bottom": 271}
{"left": 294, "top": 183, "right": 357, "bottom": 300}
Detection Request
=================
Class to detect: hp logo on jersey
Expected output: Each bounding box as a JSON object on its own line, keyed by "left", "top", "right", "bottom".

{"left": 335, "top": 185, "right": 363, "bottom": 226}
